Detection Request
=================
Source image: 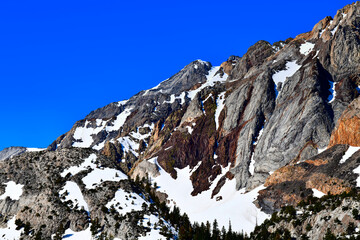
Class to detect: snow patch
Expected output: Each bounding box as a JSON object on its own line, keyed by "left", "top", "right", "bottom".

{"left": 299, "top": 42, "right": 315, "bottom": 55}
{"left": 149, "top": 157, "right": 269, "bottom": 233}
{"left": 106, "top": 188, "right": 148, "bottom": 215}
{"left": 318, "top": 147, "right": 327, "bottom": 154}
{"left": 82, "top": 168, "right": 127, "bottom": 189}
{"left": 117, "top": 99, "right": 128, "bottom": 106}
{"left": 312, "top": 188, "right": 325, "bottom": 198}
{"left": 339, "top": 146, "right": 360, "bottom": 164}
{"left": 26, "top": 148, "right": 45, "bottom": 152}
{"left": 215, "top": 92, "right": 226, "bottom": 130}
{"left": 328, "top": 81, "right": 336, "bottom": 103}
{"left": 106, "top": 107, "right": 133, "bottom": 132}
{"left": 331, "top": 25, "right": 339, "bottom": 35}
{"left": 138, "top": 214, "right": 176, "bottom": 240}
{"left": 272, "top": 61, "right": 301, "bottom": 95}
{"left": 0, "top": 181, "right": 23, "bottom": 200}
{"left": 354, "top": 165, "right": 360, "bottom": 187}
{"left": 61, "top": 153, "right": 97, "bottom": 177}
{"left": 0, "top": 217, "right": 23, "bottom": 240}
{"left": 118, "top": 136, "right": 140, "bottom": 157}
{"left": 249, "top": 155, "right": 256, "bottom": 176}
{"left": 61, "top": 226, "right": 92, "bottom": 240}
{"left": 163, "top": 92, "right": 186, "bottom": 105}
{"left": 185, "top": 126, "right": 194, "bottom": 134}
{"left": 249, "top": 124, "right": 265, "bottom": 176}
{"left": 129, "top": 123, "right": 155, "bottom": 141}
{"left": 187, "top": 67, "right": 228, "bottom": 100}
{"left": 59, "top": 181, "right": 89, "bottom": 212}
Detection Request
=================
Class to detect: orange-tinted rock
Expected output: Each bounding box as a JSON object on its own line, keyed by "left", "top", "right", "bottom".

{"left": 220, "top": 60, "right": 235, "bottom": 75}
{"left": 329, "top": 97, "right": 360, "bottom": 147}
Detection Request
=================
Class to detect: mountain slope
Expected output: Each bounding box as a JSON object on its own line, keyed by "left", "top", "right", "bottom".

{"left": 1, "top": 2, "right": 360, "bottom": 238}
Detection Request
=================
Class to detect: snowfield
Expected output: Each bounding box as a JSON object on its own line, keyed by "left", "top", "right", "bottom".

{"left": 106, "top": 189, "right": 148, "bottom": 215}
{"left": 0, "top": 217, "right": 23, "bottom": 240}
{"left": 339, "top": 146, "right": 360, "bottom": 164}
{"left": 61, "top": 153, "right": 98, "bottom": 177}
{"left": 215, "top": 92, "right": 226, "bottom": 130}
{"left": 60, "top": 225, "right": 92, "bottom": 240}
{"left": 187, "top": 66, "right": 228, "bottom": 100}
{"left": 312, "top": 188, "right": 325, "bottom": 198}
{"left": 299, "top": 42, "right": 315, "bottom": 55}
{"left": 147, "top": 157, "right": 269, "bottom": 234}
{"left": 0, "top": 181, "right": 24, "bottom": 200}
{"left": 272, "top": 61, "right": 301, "bottom": 94}
{"left": 82, "top": 167, "right": 127, "bottom": 189}
{"left": 59, "top": 181, "right": 89, "bottom": 211}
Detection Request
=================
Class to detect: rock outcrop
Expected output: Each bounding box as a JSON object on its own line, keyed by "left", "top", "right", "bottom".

{"left": 329, "top": 96, "right": 360, "bottom": 147}
{"left": 0, "top": 147, "right": 26, "bottom": 161}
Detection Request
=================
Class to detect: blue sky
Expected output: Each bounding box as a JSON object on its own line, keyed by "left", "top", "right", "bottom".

{"left": 0, "top": 0, "right": 355, "bottom": 150}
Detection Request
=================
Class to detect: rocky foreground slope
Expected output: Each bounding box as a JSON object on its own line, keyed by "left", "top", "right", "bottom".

{"left": 1, "top": 2, "right": 360, "bottom": 239}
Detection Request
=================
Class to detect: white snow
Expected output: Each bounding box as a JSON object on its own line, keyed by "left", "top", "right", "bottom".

{"left": 331, "top": 25, "right": 339, "bottom": 35}
{"left": 194, "top": 64, "right": 198, "bottom": 69}
{"left": 249, "top": 155, "right": 256, "bottom": 176}
{"left": 312, "top": 188, "right": 325, "bottom": 198}
{"left": 215, "top": 92, "right": 226, "bottom": 130}
{"left": 106, "top": 107, "right": 133, "bottom": 132}
{"left": 329, "top": 81, "right": 336, "bottom": 103}
{"left": 272, "top": 61, "right": 301, "bottom": 93}
{"left": 118, "top": 136, "right": 140, "bottom": 157}
{"left": 0, "top": 181, "right": 24, "bottom": 200}
{"left": 203, "top": 93, "right": 213, "bottom": 103}
{"left": 61, "top": 153, "right": 97, "bottom": 177}
{"left": 59, "top": 181, "right": 89, "bottom": 212}
{"left": 61, "top": 226, "right": 92, "bottom": 240}
{"left": 187, "top": 67, "right": 228, "bottom": 100}
{"left": 318, "top": 147, "right": 327, "bottom": 154}
{"left": 147, "top": 157, "right": 158, "bottom": 164}
{"left": 163, "top": 92, "right": 186, "bottom": 105}
{"left": 339, "top": 146, "right": 360, "bottom": 164}
{"left": 353, "top": 165, "right": 360, "bottom": 187}
{"left": 72, "top": 120, "right": 108, "bottom": 148}
{"left": 117, "top": 99, "right": 128, "bottom": 106}
{"left": 138, "top": 214, "right": 175, "bottom": 240}
{"left": 313, "top": 50, "right": 320, "bottom": 59}
{"left": 60, "top": 153, "right": 127, "bottom": 190}
{"left": 185, "top": 126, "right": 194, "bottom": 134}
{"left": 319, "top": 28, "right": 326, "bottom": 37}
{"left": 249, "top": 125, "right": 265, "bottom": 176}
{"left": 82, "top": 168, "right": 127, "bottom": 189}
{"left": 129, "top": 123, "right": 155, "bottom": 141}
{"left": 0, "top": 217, "right": 23, "bottom": 240}
{"left": 299, "top": 42, "right": 315, "bottom": 55}
{"left": 26, "top": 148, "right": 45, "bottom": 152}
{"left": 106, "top": 188, "right": 148, "bottom": 215}
{"left": 148, "top": 157, "right": 269, "bottom": 233}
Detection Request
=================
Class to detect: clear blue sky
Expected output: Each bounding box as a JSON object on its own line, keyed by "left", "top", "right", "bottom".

{"left": 0, "top": 0, "right": 355, "bottom": 150}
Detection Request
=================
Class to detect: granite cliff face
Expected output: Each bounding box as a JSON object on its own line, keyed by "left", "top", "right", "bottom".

{"left": 1, "top": 2, "right": 360, "bottom": 238}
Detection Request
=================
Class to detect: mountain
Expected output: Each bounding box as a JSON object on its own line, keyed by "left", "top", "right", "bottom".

{"left": 0, "top": 2, "right": 360, "bottom": 239}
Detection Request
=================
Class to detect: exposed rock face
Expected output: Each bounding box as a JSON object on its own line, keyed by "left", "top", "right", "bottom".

{"left": 228, "top": 40, "right": 274, "bottom": 81}
{"left": 0, "top": 148, "right": 172, "bottom": 239}
{"left": 257, "top": 144, "right": 360, "bottom": 213}
{"left": 253, "top": 196, "right": 360, "bottom": 239}
{"left": 0, "top": 147, "right": 26, "bottom": 161}
{"left": 329, "top": 96, "right": 360, "bottom": 147}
